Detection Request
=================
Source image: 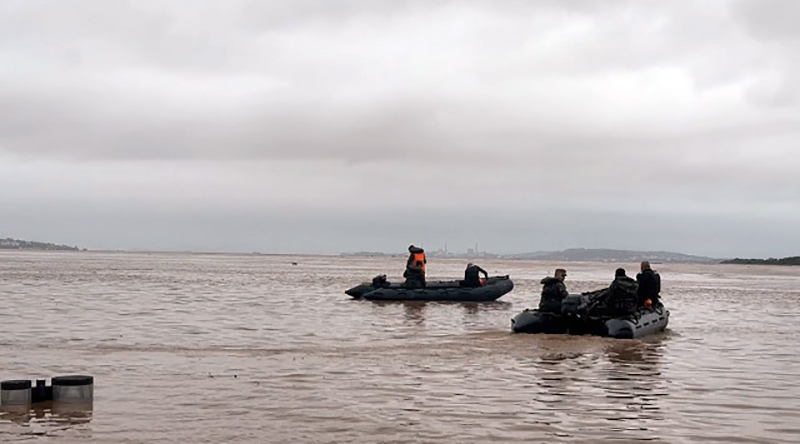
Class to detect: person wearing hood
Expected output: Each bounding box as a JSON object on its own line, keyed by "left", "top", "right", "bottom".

{"left": 607, "top": 268, "right": 638, "bottom": 316}
{"left": 539, "top": 268, "right": 568, "bottom": 313}
{"left": 403, "top": 245, "right": 427, "bottom": 288}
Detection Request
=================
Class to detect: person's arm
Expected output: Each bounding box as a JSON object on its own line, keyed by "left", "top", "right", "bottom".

{"left": 479, "top": 266, "right": 489, "bottom": 279}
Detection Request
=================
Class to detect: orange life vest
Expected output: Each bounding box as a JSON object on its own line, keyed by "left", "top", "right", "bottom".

{"left": 413, "top": 252, "right": 426, "bottom": 274}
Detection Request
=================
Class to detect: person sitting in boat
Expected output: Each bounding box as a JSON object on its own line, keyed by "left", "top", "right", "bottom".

{"left": 607, "top": 268, "right": 639, "bottom": 316}
{"left": 463, "top": 263, "right": 489, "bottom": 287}
{"left": 403, "top": 245, "right": 427, "bottom": 288}
{"left": 539, "top": 268, "right": 568, "bottom": 313}
{"left": 636, "top": 261, "right": 661, "bottom": 308}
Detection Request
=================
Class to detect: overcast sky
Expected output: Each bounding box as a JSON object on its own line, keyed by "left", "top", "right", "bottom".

{"left": 1, "top": 0, "right": 798, "bottom": 257}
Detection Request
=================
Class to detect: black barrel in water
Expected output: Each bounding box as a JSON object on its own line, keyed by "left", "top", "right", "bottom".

{"left": 52, "top": 375, "right": 94, "bottom": 404}
{"left": 1, "top": 379, "right": 32, "bottom": 412}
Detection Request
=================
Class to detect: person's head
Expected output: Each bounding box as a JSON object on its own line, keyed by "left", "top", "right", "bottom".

{"left": 409, "top": 245, "right": 416, "bottom": 252}
{"left": 640, "top": 260, "right": 651, "bottom": 271}
{"left": 467, "top": 262, "right": 473, "bottom": 268}
{"left": 555, "top": 268, "right": 567, "bottom": 281}
{"left": 615, "top": 268, "right": 626, "bottom": 278}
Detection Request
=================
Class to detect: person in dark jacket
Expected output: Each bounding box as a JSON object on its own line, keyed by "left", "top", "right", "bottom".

{"left": 636, "top": 260, "right": 661, "bottom": 307}
{"left": 607, "top": 268, "right": 639, "bottom": 316}
{"left": 403, "top": 245, "right": 427, "bottom": 288}
{"left": 463, "top": 263, "right": 489, "bottom": 287}
{"left": 539, "top": 268, "right": 568, "bottom": 313}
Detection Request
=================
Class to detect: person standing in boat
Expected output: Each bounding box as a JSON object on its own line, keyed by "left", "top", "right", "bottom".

{"left": 636, "top": 261, "right": 661, "bottom": 308}
{"left": 403, "top": 245, "right": 427, "bottom": 288}
{"left": 463, "top": 263, "right": 489, "bottom": 287}
{"left": 607, "top": 268, "right": 639, "bottom": 316}
{"left": 539, "top": 268, "right": 568, "bottom": 313}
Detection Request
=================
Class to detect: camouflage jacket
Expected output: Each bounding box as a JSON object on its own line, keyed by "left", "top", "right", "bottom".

{"left": 540, "top": 277, "right": 568, "bottom": 304}
{"left": 609, "top": 276, "right": 638, "bottom": 308}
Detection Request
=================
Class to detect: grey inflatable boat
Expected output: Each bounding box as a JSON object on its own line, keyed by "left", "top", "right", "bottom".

{"left": 346, "top": 275, "right": 514, "bottom": 302}
{"left": 512, "top": 293, "right": 669, "bottom": 339}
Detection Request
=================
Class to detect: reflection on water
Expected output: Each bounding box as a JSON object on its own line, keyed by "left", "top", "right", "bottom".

{"left": 367, "top": 300, "right": 515, "bottom": 326}
{"left": 402, "top": 301, "right": 426, "bottom": 324}
{"left": 1, "top": 403, "right": 93, "bottom": 441}
{"left": 4, "top": 405, "right": 93, "bottom": 424}
{"left": 1, "top": 251, "right": 800, "bottom": 443}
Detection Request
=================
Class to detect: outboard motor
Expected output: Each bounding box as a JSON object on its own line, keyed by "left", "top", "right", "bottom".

{"left": 563, "top": 289, "right": 611, "bottom": 336}
{"left": 561, "top": 293, "right": 599, "bottom": 335}
{"left": 561, "top": 294, "right": 590, "bottom": 317}
{"left": 371, "top": 274, "right": 388, "bottom": 288}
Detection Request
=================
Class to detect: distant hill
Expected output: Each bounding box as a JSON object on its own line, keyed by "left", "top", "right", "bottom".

{"left": 503, "top": 248, "right": 718, "bottom": 263}
{"left": 340, "top": 251, "right": 399, "bottom": 257}
{"left": 721, "top": 256, "right": 800, "bottom": 266}
{"left": 1, "top": 237, "right": 81, "bottom": 251}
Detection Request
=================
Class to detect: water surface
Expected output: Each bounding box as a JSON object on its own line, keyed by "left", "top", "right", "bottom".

{"left": 1, "top": 251, "right": 799, "bottom": 443}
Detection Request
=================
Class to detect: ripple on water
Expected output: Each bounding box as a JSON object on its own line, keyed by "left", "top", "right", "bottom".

{"left": 1, "top": 252, "right": 799, "bottom": 443}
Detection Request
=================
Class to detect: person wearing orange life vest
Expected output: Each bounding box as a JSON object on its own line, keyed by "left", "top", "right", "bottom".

{"left": 403, "top": 245, "right": 427, "bottom": 288}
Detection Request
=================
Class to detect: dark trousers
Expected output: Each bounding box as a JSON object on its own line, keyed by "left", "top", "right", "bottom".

{"left": 404, "top": 269, "right": 425, "bottom": 288}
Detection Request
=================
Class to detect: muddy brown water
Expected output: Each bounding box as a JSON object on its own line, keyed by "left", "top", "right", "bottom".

{"left": 1, "top": 251, "right": 799, "bottom": 443}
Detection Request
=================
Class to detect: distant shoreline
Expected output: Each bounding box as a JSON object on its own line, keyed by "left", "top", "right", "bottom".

{"left": 343, "top": 248, "right": 723, "bottom": 264}
{"left": 721, "top": 257, "right": 800, "bottom": 266}
{"left": 1, "top": 238, "right": 81, "bottom": 251}
{"left": 3, "top": 239, "right": 796, "bottom": 264}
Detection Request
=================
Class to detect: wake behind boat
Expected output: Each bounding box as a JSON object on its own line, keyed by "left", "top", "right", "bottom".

{"left": 345, "top": 275, "right": 514, "bottom": 302}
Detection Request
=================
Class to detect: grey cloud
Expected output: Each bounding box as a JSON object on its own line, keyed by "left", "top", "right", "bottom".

{"left": 2, "top": 0, "right": 800, "bottom": 256}
{"left": 732, "top": 0, "right": 800, "bottom": 41}
{"left": 3, "top": 0, "right": 793, "bottom": 163}
{"left": 730, "top": 1, "right": 800, "bottom": 107}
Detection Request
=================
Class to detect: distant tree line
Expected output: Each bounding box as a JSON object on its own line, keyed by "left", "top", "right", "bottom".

{"left": 721, "top": 256, "right": 800, "bottom": 266}
{"left": 0, "top": 238, "right": 80, "bottom": 251}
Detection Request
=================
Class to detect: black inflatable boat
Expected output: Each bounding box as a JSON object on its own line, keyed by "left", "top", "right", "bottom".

{"left": 346, "top": 275, "right": 514, "bottom": 302}
{"left": 511, "top": 293, "right": 669, "bottom": 339}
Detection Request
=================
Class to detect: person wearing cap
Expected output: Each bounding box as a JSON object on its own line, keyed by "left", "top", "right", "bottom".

{"left": 463, "top": 262, "right": 489, "bottom": 287}
{"left": 607, "top": 268, "right": 639, "bottom": 316}
{"left": 539, "top": 268, "right": 569, "bottom": 313}
{"left": 403, "top": 244, "right": 427, "bottom": 288}
{"left": 636, "top": 261, "right": 661, "bottom": 308}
